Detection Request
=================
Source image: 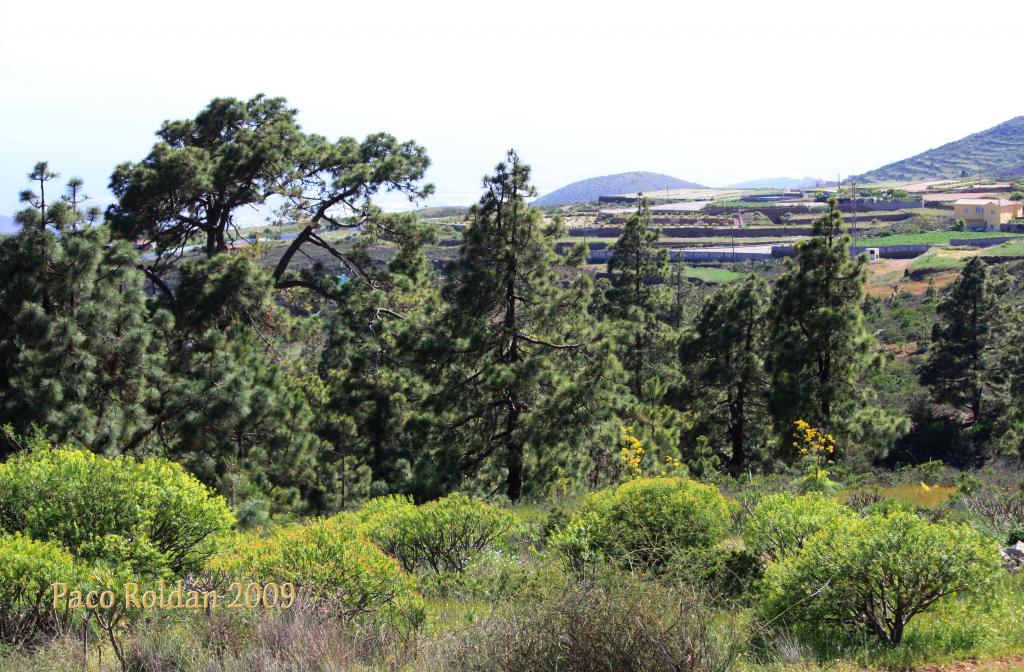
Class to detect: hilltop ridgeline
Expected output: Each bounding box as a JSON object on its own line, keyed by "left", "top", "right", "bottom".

{"left": 533, "top": 171, "right": 706, "bottom": 206}
{"left": 856, "top": 116, "right": 1024, "bottom": 183}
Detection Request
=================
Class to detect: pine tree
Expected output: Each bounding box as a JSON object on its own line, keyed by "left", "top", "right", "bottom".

{"left": 1001, "top": 307, "right": 1024, "bottom": 455}
{"left": 606, "top": 199, "right": 669, "bottom": 315}
{"left": 130, "top": 253, "right": 328, "bottom": 521}
{"left": 601, "top": 197, "right": 687, "bottom": 468}
{"left": 427, "top": 151, "right": 620, "bottom": 501}
{"left": 767, "top": 199, "right": 889, "bottom": 457}
{"left": 920, "top": 257, "right": 1008, "bottom": 426}
{"left": 318, "top": 217, "right": 442, "bottom": 504}
{"left": 604, "top": 197, "right": 676, "bottom": 396}
{"left": 0, "top": 170, "right": 155, "bottom": 456}
{"left": 108, "top": 94, "right": 432, "bottom": 297}
{"left": 682, "top": 274, "right": 770, "bottom": 472}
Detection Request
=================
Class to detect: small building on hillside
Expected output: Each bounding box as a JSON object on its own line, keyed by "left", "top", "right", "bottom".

{"left": 952, "top": 198, "right": 1023, "bottom": 230}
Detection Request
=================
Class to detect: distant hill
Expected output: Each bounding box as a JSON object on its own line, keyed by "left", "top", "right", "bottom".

{"left": 997, "top": 163, "right": 1024, "bottom": 179}
{"left": 534, "top": 172, "right": 706, "bottom": 206}
{"left": 0, "top": 215, "right": 17, "bottom": 235}
{"left": 855, "top": 116, "right": 1024, "bottom": 183}
{"left": 725, "top": 176, "right": 825, "bottom": 189}
{"left": 414, "top": 206, "right": 470, "bottom": 219}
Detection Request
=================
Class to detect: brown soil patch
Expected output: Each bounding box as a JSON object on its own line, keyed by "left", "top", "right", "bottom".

{"left": 865, "top": 259, "right": 911, "bottom": 297}
{"left": 900, "top": 271, "right": 958, "bottom": 296}
{"left": 865, "top": 256, "right": 963, "bottom": 298}
{"left": 916, "top": 655, "right": 1024, "bottom": 671}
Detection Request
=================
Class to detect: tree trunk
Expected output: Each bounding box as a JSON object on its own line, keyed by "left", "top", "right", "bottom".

{"left": 506, "top": 434, "right": 523, "bottom": 501}
{"left": 730, "top": 383, "right": 746, "bottom": 473}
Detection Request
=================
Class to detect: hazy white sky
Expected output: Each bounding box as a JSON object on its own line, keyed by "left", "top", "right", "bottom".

{"left": 1, "top": 0, "right": 1021, "bottom": 216}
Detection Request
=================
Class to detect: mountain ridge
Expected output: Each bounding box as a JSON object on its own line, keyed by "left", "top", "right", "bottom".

{"left": 725, "top": 176, "right": 825, "bottom": 189}
{"left": 534, "top": 171, "right": 706, "bottom": 206}
{"left": 856, "top": 116, "right": 1024, "bottom": 183}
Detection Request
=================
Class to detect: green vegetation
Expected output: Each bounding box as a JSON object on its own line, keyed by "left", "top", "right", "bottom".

{"left": 908, "top": 250, "right": 967, "bottom": 271}
{"left": 0, "top": 534, "right": 83, "bottom": 646}
{"left": 4, "top": 96, "right": 1024, "bottom": 671}
{"left": 685, "top": 266, "right": 743, "bottom": 283}
{"left": 856, "top": 115, "right": 1024, "bottom": 182}
{"left": 760, "top": 512, "right": 1001, "bottom": 646}
{"left": 921, "top": 257, "right": 1010, "bottom": 425}
{"left": 550, "top": 477, "right": 731, "bottom": 573}
{"left": 683, "top": 274, "right": 770, "bottom": 470}
{"left": 209, "top": 517, "right": 419, "bottom": 621}
{"left": 743, "top": 492, "right": 853, "bottom": 562}
{"left": 0, "top": 443, "right": 234, "bottom": 576}
{"left": 358, "top": 493, "right": 516, "bottom": 573}
{"left": 982, "top": 239, "right": 1024, "bottom": 256}
{"left": 768, "top": 202, "right": 907, "bottom": 462}
{"left": 862, "top": 230, "right": 1022, "bottom": 246}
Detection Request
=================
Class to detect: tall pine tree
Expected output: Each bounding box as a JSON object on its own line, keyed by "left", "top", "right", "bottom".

{"left": 682, "top": 274, "right": 770, "bottom": 472}
{"left": 319, "top": 216, "right": 442, "bottom": 504}
{"left": 602, "top": 197, "right": 687, "bottom": 468}
{"left": 0, "top": 169, "right": 155, "bottom": 456}
{"left": 767, "top": 199, "right": 905, "bottom": 460}
{"left": 920, "top": 257, "right": 1008, "bottom": 426}
{"left": 426, "top": 151, "right": 620, "bottom": 501}
{"left": 605, "top": 197, "right": 676, "bottom": 395}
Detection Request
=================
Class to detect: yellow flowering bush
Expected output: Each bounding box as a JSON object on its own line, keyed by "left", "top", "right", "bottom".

{"left": 209, "top": 517, "right": 419, "bottom": 622}
{"left": 550, "top": 477, "right": 731, "bottom": 574}
{"left": 618, "top": 426, "right": 645, "bottom": 478}
{"left": 358, "top": 493, "right": 516, "bottom": 574}
{"left": 792, "top": 420, "right": 840, "bottom": 494}
{"left": 0, "top": 447, "right": 234, "bottom": 577}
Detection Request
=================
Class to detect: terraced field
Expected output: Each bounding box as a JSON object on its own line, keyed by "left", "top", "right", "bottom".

{"left": 862, "top": 231, "right": 1023, "bottom": 246}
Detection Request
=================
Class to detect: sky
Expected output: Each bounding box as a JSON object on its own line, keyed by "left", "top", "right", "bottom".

{"left": 1, "top": 0, "right": 1022, "bottom": 219}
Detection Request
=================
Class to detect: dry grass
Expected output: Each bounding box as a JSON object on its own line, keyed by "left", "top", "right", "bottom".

{"left": 840, "top": 484, "right": 957, "bottom": 510}
{"left": 421, "top": 578, "right": 741, "bottom": 672}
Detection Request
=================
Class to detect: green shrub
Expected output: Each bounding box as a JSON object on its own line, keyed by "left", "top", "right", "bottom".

{"left": 551, "top": 477, "right": 731, "bottom": 573}
{"left": 759, "top": 512, "right": 1001, "bottom": 646}
{"left": 0, "top": 448, "right": 234, "bottom": 577}
{"left": 416, "top": 549, "right": 568, "bottom": 602}
{"left": 208, "top": 518, "right": 420, "bottom": 622}
{"left": 669, "top": 546, "right": 763, "bottom": 599}
{"left": 0, "top": 534, "right": 85, "bottom": 645}
{"left": 359, "top": 493, "right": 516, "bottom": 573}
{"left": 862, "top": 498, "right": 920, "bottom": 517}
{"left": 742, "top": 492, "right": 853, "bottom": 562}
{"left": 352, "top": 493, "right": 415, "bottom": 524}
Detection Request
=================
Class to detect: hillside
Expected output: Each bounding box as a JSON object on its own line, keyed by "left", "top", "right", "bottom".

{"left": 533, "top": 171, "right": 706, "bottom": 206}
{"left": 725, "top": 176, "right": 824, "bottom": 189}
{"left": 856, "top": 116, "right": 1024, "bottom": 183}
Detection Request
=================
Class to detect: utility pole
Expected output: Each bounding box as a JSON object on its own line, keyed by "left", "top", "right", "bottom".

{"left": 851, "top": 180, "right": 858, "bottom": 247}
{"left": 733, "top": 205, "right": 738, "bottom": 262}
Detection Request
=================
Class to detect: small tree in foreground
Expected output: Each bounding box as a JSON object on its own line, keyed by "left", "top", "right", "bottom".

{"left": 759, "top": 512, "right": 1000, "bottom": 646}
